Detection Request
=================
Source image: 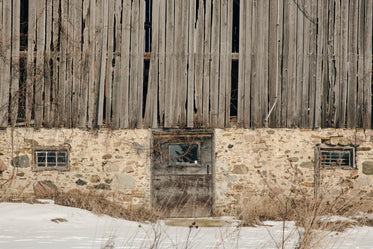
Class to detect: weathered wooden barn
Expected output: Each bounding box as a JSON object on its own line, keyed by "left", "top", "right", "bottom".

{"left": 0, "top": 0, "right": 373, "bottom": 217}
{"left": 0, "top": 0, "right": 371, "bottom": 129}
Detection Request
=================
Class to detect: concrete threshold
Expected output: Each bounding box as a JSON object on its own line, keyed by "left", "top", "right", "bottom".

{"left": 164, "top": 216, "right": 241, "bottom": 227}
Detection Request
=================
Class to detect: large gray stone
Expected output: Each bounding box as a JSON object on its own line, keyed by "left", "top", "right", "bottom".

{"left": 289, "top": 157, "right": 299, "bottom": 163}
{"left": 132, "top": 142, "right": 145, "bottom": 154}
{"left": 231, "top": 165, "right": 249, "bottom": 174}
{"left": 11, "top": 155, "right": 30, "bottom": 168}
{"left": 300, "top": 161, "right": 314, "bottom": 168}
{"left": 363, "top": 161, "right": 373, "bottom": 175}
{"left": 115, "top": 174, "right": 136, "bottom": 190}
{"left": 357, "top": 176, "right": 371, "bottom": 186}
{"left": 104, "top": 161, "right": 120, "bottom": 172}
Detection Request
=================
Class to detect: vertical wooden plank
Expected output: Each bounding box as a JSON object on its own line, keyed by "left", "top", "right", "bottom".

{"left": 252, "top": 0, "right": 261, "bottom": 127}
{"left": 111, "top": 0, "right": 121, "bottom": 128}
{"left": 44, "top": 0, "right": 52, "bottom": 126}
{"left": 244, "top": 0, "right": 252, "bottom": 128}
{"left": 327, "top": 0, "right": 335, "bottom": 127}
{"left": 137, "top": 0, "right": 145, "bottom": 128}
{"left": 59, "top": 0, "right": 67, "bottom": 126}
{"left": 50, "top": 0, "right": 58, "bottom": 127}
{"left": 356, "top": 0, "right": 365, "bottom": 127}
{"left": 237, "top": 0, "right": 246, "bottom": 127}
{"left": 0, "top": 0, "right": 10, "bottom": 128}
{"left": 268, "top": 0, "right": 278, "bottom": 127}
{"left": 275, "top": 0, "right": 284, "bottom": 128}
{"left": 261, "top": 0, "right": 269, "bottom": 127}
{"left": 301, "top": 0, "right": 311, "bottom": 127}
{"left": 158, "top": 0, "right": 166, "bottom": 125}
{"left": 172, "top": 0, "right": 181, "bottom": 126}
{"left": 218, "top": 0, "right": 227, "bottom": 128}
{"left": 11, "top": 0, "right": 21, "bottom": 125}
{"left": 202, "top": 0, "right": 212, "bottom": 127}
{"left": 347, "top": 0, "right": 358, "bottom": 128}
{"left": 363, "top": 0, "right": 373, "bottom": 128}
{"left": 333, "top": 0, "right": 341, "bottom": 127}
{"left": 10, "top": 0, "right": 19, "bottom": 124}
{"left": 145, "top": 0, "right": 156, "bottom": 127}
{"left": 179, "top": 0, "right": 189, "bottom": 126}
{"left": 0, "top": 0, "right": 3, "bottom": 127}
{"left": 321, "top": 0, "right": 329, "bottom": 127}
{"left": 63, "top": 0, "right": 73, "bottom": 127}
{"left": 35, "top": 0, "right": 46, "bottom": 127}
{"left": 144, "top": 10, "right": 152, "bottom": 128}
{"left": 254, "top": 0, "right": 262, "bottom": 127}
{"left": 88, "top": 0, "right": 96, "bottom": 128}
{"left": 111, "top": 0, "right": 122, "bottom": 128}
{"left": 225, "top": 0, "right": 233, "bottom": 127}
{"left": 149, "top": 0, "right": 159, "bottom": 128}
{"left": 357, "top": 0, "right": 364, "bottom": 126}
{"left": 129, "top": 0, "right": 139, "bottom": 127}
{"left": 65, "top": 0, "right": 74, "bottom": 127}
{"left": 97, "top": 0, "right": 108, "bottom": 126}
{"left": 314, "top": 0, "right": 323, "bottom": 128}
{"left": 68, "top": 0, "right": 75, "bottom": 126}
{"left": 120, "top": 0, "right": 131, "bottom": 128}
{"left": 281, "top": 0, "right": 289, "bottom": 127}
{"left": 340, "top": 0, "right": 349, "bottom": 127}
{"left": 105, "top": 0, "right": 114, "bottom": 126}
{"left": 93, "top": 0, "right": 103, "bottom": 127}
{"left": 308, "top": 0, "right": 317, "bottom": 128}
{"left": 295, "top": 0, "right": 304, "bottom": 127}
{"left": 287, "top": 0, "right": 296, "bottom": 127}
{"left": 164, "top": 0, "right": 174, "bottom": 127}
{"left": 73, "top": 0, "right": 82, "bottom": 127}
{"left": 210, "top": 0, "right": 220, "bottom": 127}
{"left": 194, "top": 1, "right": 205, "bottom": 126}
{"left": 187, "top": 0, "right": 195, "bottom": 128}
{"left": 80, "top": 0, "right": 89, "bottom": 128}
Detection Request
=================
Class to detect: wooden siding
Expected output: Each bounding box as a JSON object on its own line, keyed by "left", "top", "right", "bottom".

{"left": 0, "top": 0, "right": 372, "bottom": 129}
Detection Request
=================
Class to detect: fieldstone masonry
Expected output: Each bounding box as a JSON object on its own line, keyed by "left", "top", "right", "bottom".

{"left": 0, "top": 128, "right": 150, "bottom": 206}
{"left": 1, "top": 128, "right": 373, "bottom": 215}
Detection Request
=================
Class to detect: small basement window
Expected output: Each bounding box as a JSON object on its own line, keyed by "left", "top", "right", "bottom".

{"left": 169, "top": 143, "right": 199, "bottom": 165}
{"left": 33, "top": 146, "right": 69, "bottom": 171}
{"left": 316, "top": 146, "right": 356, "bottom": 169}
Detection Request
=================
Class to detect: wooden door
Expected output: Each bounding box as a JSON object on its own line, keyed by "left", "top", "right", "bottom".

{"left": 151, "top": 130, "right": 214, "bottom": 217}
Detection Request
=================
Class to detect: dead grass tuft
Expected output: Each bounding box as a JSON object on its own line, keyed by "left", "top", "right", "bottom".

{"left": 235, "top": 193, "right": 373, "bottom": 249}
{"left": 0, "top": 194, "right": 43, "bottom": 204}
{"left": 53, "top": 191, "right": 161, "bottom": 223}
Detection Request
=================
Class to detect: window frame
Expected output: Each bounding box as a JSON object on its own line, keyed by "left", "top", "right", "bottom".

{"left": 168, "top": 142, "right": 201, "bottom": 166}
{"left": 32, "top": 145, "right": 70, "bottom": 171}
{"left": 315, "top": 145, "right": 356, "bottom": 170}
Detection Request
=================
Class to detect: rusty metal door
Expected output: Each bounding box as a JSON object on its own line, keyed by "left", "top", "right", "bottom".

{"left": 151, "top": 130, "right": 214, "bottom": 217}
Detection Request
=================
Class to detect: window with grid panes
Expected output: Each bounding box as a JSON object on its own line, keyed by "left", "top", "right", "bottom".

{"left": 33, "top": 146, "right": 69, "bottom": 171}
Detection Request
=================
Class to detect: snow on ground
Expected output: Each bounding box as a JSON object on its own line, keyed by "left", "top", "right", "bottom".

{"left": 0, "top": 201, "right": 372, "bottom": 249}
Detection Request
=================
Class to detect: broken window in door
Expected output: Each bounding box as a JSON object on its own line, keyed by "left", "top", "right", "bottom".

{"left": 169, "top": 144, "right": 199, "bottom": 165}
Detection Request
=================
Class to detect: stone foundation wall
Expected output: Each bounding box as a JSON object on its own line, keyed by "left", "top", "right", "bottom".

{"left": 1, "top": 128, "right": 373, "bottom": 214}
{"left": 214, "top": 128, "right": 373, "bottom": 214}
{"left": 0, "top": 128, "right": 150, "bottom": 206}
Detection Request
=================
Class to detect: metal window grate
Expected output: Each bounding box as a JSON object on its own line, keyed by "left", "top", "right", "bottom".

{"left": 318, "top": 147, "right": 355, "bottom": 169}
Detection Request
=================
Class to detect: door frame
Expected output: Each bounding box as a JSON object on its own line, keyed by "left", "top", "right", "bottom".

{"left": 150, "top": 129, "right": 215, "bottom": 217}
